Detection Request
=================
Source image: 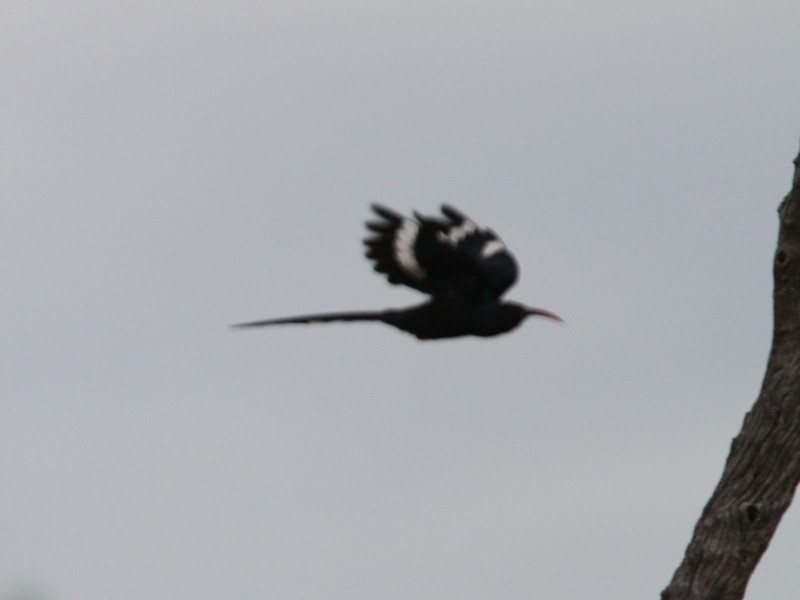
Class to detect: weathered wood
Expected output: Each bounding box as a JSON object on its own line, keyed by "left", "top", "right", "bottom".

{"left": 662, "top": 150, "right": 800, "bottom": 599}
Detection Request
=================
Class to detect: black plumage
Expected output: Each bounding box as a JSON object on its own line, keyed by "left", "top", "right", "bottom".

{"left": 233, "top": 204, "right": 562, "bottom": 339}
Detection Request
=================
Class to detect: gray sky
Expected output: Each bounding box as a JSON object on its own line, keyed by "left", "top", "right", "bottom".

{"left": 3, "top": 2, "right": 799, "bottom": 598}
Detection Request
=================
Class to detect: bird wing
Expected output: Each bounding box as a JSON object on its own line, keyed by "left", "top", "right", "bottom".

{"left": 363, "top": 204, "right": 518, "bottom": 298}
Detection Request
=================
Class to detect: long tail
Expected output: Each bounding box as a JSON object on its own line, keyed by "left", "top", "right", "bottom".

{"left": 231, "top": 310, "right": 389, "bottom": 329}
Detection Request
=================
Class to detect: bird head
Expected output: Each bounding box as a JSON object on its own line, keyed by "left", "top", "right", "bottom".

{"left": 479, "top": 302, "right": 562, "bottom": 337}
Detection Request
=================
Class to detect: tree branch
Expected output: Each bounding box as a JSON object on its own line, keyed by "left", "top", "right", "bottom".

{"left": 662, "top": 149, "right": 800, "bottom": 599}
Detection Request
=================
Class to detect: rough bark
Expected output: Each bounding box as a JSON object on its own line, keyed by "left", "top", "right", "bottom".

{"left": 662, "top": 150, "right": 800, "bottom": 600}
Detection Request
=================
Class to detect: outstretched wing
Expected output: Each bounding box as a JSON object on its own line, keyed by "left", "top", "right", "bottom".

{"left": 363, "top": 204, "right": 518, "bottom": 299}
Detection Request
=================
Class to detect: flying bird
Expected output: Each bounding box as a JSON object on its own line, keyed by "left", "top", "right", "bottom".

{"left": 233, "top": 204, "right": 562, "bottom": 339}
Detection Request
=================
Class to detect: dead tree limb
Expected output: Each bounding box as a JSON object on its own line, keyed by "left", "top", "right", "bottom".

{"left": 662, "top": 149, "right": 800, "bottom": 600}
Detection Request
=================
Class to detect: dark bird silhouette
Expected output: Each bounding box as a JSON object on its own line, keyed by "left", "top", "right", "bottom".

{"left": 233, "top": 204, "right": 562, "bottom": 339}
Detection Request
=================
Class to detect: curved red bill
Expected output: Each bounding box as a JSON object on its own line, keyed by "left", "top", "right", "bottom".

{"left": 526, "top": 308, "right": 564, "bottom": 323}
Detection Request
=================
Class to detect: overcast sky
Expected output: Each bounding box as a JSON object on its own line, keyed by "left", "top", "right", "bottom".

{"left": 3, "top": 2, "right": 800, "bottom": 599}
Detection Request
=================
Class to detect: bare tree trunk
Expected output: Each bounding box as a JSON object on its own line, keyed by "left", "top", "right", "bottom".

{"left": 662, "top": 149, "right": 800, "bottom": 600}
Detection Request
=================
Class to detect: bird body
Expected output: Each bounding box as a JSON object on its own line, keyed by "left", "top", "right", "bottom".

{"left": 382, "top": 298, "right": 557, "bottom": 339}
{"left": 233, "top": 205, "right": 561, "bottom": 339}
